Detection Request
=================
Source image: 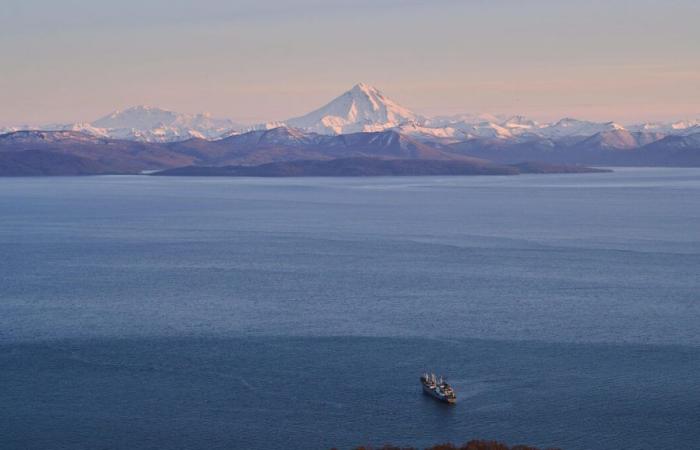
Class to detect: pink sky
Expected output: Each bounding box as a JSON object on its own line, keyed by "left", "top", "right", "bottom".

{"left": 2, "top": 0, "right": 699, "bottom": 125}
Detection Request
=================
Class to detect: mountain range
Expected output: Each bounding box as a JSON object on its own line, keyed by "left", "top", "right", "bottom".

{"left": 1, "top": 83, "right": 699, "bottom": 175}
{"left": 1, "top": 106, "right": 241, "bottom": 144}
{"left": 3, "top": 83, "right": 698, "bottom": 143}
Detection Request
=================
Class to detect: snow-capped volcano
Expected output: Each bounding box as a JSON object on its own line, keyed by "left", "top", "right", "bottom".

{"left": 285, "top": 83, "right": 422, "bottom": 134}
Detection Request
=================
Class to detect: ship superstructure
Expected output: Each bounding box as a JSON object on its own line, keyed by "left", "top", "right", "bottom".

{"left": 420, "top": 373, "right": 456, "bottom": 404}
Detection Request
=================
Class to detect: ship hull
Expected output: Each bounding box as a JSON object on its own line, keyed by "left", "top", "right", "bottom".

{"left": 421, "top": 383, "right": 456, "bottom": 404}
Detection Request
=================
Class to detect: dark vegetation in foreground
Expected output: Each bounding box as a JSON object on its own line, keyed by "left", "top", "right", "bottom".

{"left": 339, "top": 440, "right": 560, "bottom": 450}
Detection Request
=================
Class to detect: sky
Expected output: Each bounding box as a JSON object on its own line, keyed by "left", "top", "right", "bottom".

{"left": 1, "top": 0, "right": 699, "bottom": 126}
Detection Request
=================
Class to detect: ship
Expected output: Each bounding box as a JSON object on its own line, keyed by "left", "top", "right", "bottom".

{"left": 420, "top": 373, "right": 456, "bottom": 404}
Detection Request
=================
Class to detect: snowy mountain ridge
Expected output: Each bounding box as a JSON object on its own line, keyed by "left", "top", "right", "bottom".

{"left": 1, "top": 83, "right": 698, "bottom": 143}
{"left": 0, "top": 106, "right": 243, "bottom": 143}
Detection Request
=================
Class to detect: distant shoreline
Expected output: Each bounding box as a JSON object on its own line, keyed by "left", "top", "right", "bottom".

{"left": 151, "top": 157, "right": 610, "bottom": 178}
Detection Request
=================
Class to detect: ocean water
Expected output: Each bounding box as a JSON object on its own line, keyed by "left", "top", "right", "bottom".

{"left": 1, "top": 168, "right": 699, "bottom": 449}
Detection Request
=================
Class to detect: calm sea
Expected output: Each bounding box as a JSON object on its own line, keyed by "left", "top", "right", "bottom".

{"left": 1, "top": 168, "right": 699, "bottom": 449}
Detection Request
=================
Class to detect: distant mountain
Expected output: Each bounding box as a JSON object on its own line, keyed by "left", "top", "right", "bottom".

{"left": 629, "top": 119, "right": 700, "bottom": 135}
{"left": 0, "top": 127, "right": 468, "bottom": 175}
{"left": 0, "top": 126, "right": 27, "bottom": 135}
{"left": 453, "top": 121, "right": 516, "bottom": 140}
{"left": 3, "top": 83, "right": 698, "bottom": 147}
{"left": 153, "top": 157, "right": 606, "bottom": 177}
{"left": 536, "top": 118, "right": 625, "bottom": 139}
{"left": 400, "top": 115, "right": 629, "bottom": 143}
{"left": 573, "top": 130, "right": 666, "bottom": 151}
{"left": 0, "top": 130, "right": 99, "bottom": 146}
{"left": 501, "top": 115, "right": 540, "bottom": 130}
{"left": 0, "top": 150, "right": 112, "bottom": 176}
{"left": 2, "top": 92, "right": 700, "bottom": 176}
{"left": 634, "top": 133, "right": 700, "bottom": 166}
{"left": 88, "top": 106, "right": 241, "bottom": 142}
{"left": 424, "top": 113, "right": 506, "bottom": 127}
{"left": 643, "top": 132, "right": 700, "bottom": 150}
{"left": 392, "top": 121, "right": 465, "bottom": 142}
{"left": 393, "top": 112, "right": 521, "bottom": 141}
{"left": 168, "top": 127, "right": 462, "bottom": 166}
{"left": 2, "top": 84, "right": 698, "bottom": 146}
{"left": 447, "top": 130, "right": 700, "bottom": 166}
{"left": 93, "top": 106, "right": 185, "bottom": 129}
{"left": 319, "top": 129, "right": 453, "bottom": 159}
{"left": 0, "top": 130, "right": 196, "bottom": 172}
{"left": 284, "top": 83, "right": 422, "bottom": 134}
{"left": 1, "top": 126, "right": 699, "bottom": 176}
{"left": 1, "top": 106, "right": 242, "bottom": 143}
